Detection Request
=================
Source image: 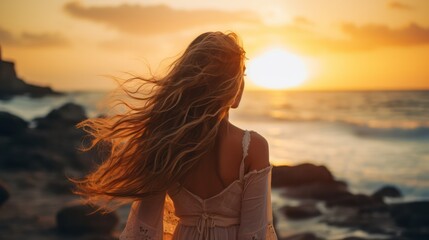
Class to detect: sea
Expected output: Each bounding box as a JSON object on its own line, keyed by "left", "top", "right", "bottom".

{"left": 1, "top": 89, "right": 428, "bottom": 201}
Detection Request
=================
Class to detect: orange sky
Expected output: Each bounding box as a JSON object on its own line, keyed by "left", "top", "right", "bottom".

{"left": 1, "top": 0, "right": 429, "bottom": 91}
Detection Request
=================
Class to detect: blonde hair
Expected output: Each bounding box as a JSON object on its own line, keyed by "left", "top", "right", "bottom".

{"left": 71, "top": 31, "right": 246, "bottom": 212}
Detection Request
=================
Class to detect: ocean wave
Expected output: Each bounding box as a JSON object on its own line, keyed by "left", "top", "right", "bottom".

{"left": 0, "top": 91, "right": 107, "bottom": 121}
{"left": 269, "top": 111, "right": 428, "bottom": 127}
{"left": 350, "top": 125, "right": 429, "bottom": 139}
{"left": 264, "top": 111, "right": 429, "bottom": 139}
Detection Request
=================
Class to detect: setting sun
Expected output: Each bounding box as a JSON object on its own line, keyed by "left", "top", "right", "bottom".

{"left": 246, "top": 48, "right": 309, "bottom": 90}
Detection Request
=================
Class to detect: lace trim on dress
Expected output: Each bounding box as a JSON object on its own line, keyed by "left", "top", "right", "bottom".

{"left": 239, "top": 130, "right": 252, "bottom": 180}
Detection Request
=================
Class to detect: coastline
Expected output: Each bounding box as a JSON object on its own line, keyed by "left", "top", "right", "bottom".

{"left": 1, "top": 101, "right": 428, "bottom": 239}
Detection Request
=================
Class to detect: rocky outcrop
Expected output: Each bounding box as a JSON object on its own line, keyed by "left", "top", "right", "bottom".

{"left": 390, "top": 201, "right": 429, "bottom": 229}
{"left": 280, "top": 204, "right": 321, "bottom": 220}
{"left": 0, "top": 50, "right": 60, "bottom": 99}
{"left": 0, "top": 102, "right": 99, "bottom": 172}
{"left": 325, "top": 194, "right": 385, "bottom": 209}
{"left": 0, "top": 147, "right": 66, "bottom": 171}
{"left": 34, "top": 102, "right": 87, "bottom": 129}
{"left": 321, "top": 200, "right": 429, "bottom": 239}
{"left": 272, "top": 164, "right": 336, "bottom": 187}
{"left": 0, "top": 112, "right": 28, "bottom": 136}
{"left": 282, "top": 182, "right": 351, "bottom": 201}
{"left": 272, "top": 163, "right": 429, "bottom": 239}
{"left": 273, "top": 164, "right": 352, "bottom": 201}
{"left": 45, "top": 174, "right": 75, "bottom": 195}
{"left": 281, "top": 232, "right": 325, "bottom": 240}
{"left": 0, "top": 182, "right": 9, "bottom": 207}
{"left": 56, "top": 204, "right": 119, "bottom": 235}
{"left": 371, "top": 185, "right": 402, "bottom": 200}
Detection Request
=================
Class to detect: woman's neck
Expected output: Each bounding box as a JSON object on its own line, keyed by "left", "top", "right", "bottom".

{"left": 219, "top": 112, "right": 231, "bottom": 135}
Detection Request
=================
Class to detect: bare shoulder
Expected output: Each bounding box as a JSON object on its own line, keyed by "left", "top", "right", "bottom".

{"left": 246, "top": 131, "right": 270, "bottom": 171}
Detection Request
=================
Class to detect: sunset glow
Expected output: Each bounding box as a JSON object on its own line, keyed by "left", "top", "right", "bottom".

{"left": 246, "top": 49, "right": 309, "bottom": 89}
{"left": 0, "top": 0, "right": 429, "bottom": 91}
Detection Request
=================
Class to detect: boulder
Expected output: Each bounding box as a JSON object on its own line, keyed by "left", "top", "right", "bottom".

{"left": 0, "top": 182, "right": 9, "bottom": 206}
{"left": 372, "top": 185, "right": 402, "bottom": 200}
{"left": 0, "top": 147, "right": 65, "bottom": 171}
{"left": 281, "top": 232, "right": 325, "bottom": 240}
{"left": 389, "top": 201, "right": 429, "bottom": 228}
{"left": 281, "top": 204, "right": 321, "bottom": 220}
{"left": 0, "top": 107, "right": 98, "bottom": 172}
{"left": 35, "top": 102, "right": 87, "bottom": 129}
{"left": 322, "top": 209, "right": 397, "bottom": 236}
{"left": 401, "top": 228, "right": 429, "bottom": 240}
{"left": 272, "top": 164, "right": 337, "bottom": 188}
{"left": 56, "top": 204, "right": 119, "bottom": 235}
{"left": 0, "top": 111, "right": 28, "bottom": 136}
{"left": 340, "top": 238, "right": 371, "bottom": 240}
{"left": 45, "top": 176, "right": 75, "bottom": 195}
{"left": 325, "top": 194, "right": 385, "bottom": 209}
{"left": 283, "top": 182, "right": 351, "bottom": 201}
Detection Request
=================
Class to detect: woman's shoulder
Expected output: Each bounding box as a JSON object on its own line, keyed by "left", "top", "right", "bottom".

{"left": 228, "top": 123, "right": 268, "bottom": 154}
{"left": 246, "top": 130, "right": 270, "bottom": 171}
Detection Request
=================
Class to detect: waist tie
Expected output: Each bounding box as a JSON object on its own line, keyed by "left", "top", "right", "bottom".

{"left": 179, "top": 213, "right": 240, "bottom": 240}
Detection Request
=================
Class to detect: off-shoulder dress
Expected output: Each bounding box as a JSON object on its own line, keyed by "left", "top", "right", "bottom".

{"left": 119, "top": 130, "right": 278, "bottom": 240}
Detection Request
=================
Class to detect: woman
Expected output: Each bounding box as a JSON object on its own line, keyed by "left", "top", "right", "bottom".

{"left": 73, "top": 31, "right": 277, "bottom": 240}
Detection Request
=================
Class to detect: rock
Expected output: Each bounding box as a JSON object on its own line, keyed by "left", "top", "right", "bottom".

{"left": 283, "top": 182, "right": 352, "bottom": 201}
{"left": 389, "top": 201, "right": 429, "bottom": 228}
{"left": 0, "top": 147, "right": 65, "bottom": 171}
{"left": 56, "top": 204, "right": 119, "bottom": 235}
{"left": 0, "top": 107, "right": 98, "bottom": 172}
{"left": 281, "top": 232, "right": 325, "bottom": 240}
{"left": 0, "top": 111, "right": 28, "bottom": 136}
{"left": 45, "top": 102, "right": 86, "bottom": 123}
{"left": 339, "top": 238, "right": 368, "bottom": 240}
{"left": 372, "top": 185, "right": 402, "bottom": 200}
{"left": 340, "top": 236, "right": 407, "bottom": 240}
{"left": 0, "top": 52, "right": 59, "bottom": 99}
{"left": 322, "top": 209, "right": 398, "bottom": 236}
{"left": 0, "top": 182, "right": 9, "bottom": 206}
{"left": 325, "top": 194, "right": 385, "bottom": 209}
{"left": 272, "top": 164, "right": 337, "bottom": 188}
{"left": 45, "top": 176, "right": 74, "bottom": 195}
{"left": 401, "top": 228, "right": 429, "bottom": 240}
{"left": 281, "top": 204, "right": 321, "bottom": 220}
{"left": 35, "top": 102, "right": 87, "bottom": 129}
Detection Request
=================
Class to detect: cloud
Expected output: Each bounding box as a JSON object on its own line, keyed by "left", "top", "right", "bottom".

{"left": 19, "top": 32, "right": 69, "bottom": 47}
{"left": 240, "top": 21, "right": 429, "bottom": 54}
{"left": 63, "top": 1, "right": 259, "bottom": 35}
{"left": 0, "top": 26, "right": 69, "bottom": 48}
{"left": 387, "top": 1, "right": 413, "bottom": 11}
{"left": 339, "top": 22, "right": 429, "bottom": 49}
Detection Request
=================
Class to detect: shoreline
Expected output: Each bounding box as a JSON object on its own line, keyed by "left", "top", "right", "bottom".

{"left": 1, "top": 102, "right": 428, "bottom": 239}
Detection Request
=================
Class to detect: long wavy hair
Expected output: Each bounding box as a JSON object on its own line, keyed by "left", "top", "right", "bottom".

{"left": 71, "top": 31, "right": 246, "bottom": 212}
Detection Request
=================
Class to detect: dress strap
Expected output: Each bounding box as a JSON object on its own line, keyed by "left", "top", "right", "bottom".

{"left": 239, "top": 130, "right": 251, "bottom": 180}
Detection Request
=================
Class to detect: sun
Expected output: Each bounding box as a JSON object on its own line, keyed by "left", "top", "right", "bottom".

{"left": 246, "top": 48, "right": 309, "bottom": 90}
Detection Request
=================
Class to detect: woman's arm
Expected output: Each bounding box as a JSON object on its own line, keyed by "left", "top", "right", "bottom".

{"left": 238, "top": 132, "right": 277, "bottom": 239}
{"left": 119, "top": 191, "right": 166, "bottom": 240}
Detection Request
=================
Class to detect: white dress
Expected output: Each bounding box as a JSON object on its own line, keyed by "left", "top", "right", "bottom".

{"left": 119, "top": 130, "right": 278, "bottom": 240}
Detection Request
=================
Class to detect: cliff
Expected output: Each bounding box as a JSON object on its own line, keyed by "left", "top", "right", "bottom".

{"left": 0, "top": 46, "right": 60, "bottom": 99}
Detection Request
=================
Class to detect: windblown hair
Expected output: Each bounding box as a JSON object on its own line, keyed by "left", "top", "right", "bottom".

{"left": 71, "top": 31, "right": 246, "bottom": 212}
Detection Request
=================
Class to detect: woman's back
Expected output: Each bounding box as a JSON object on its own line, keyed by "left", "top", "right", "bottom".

{"left": 180, "top": 123, "right": 248, "bottom": 200}
{"left": 119, "top": 127, "right": 277, "bottom": 240}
